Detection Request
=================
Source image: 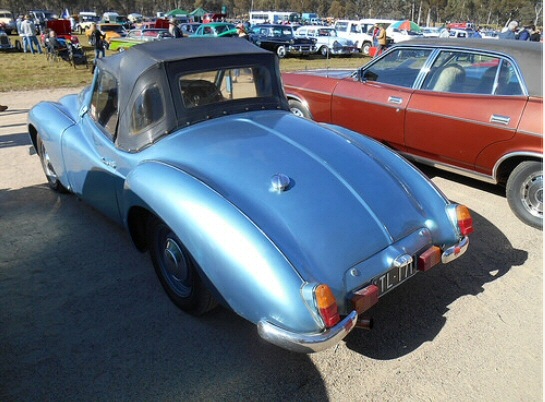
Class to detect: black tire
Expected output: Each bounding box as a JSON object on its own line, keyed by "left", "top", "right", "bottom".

{"left": 276, "top": 45, "right": 287, "bottom": 58}
{"left": 506, "top": 161, "right": 543, "bottom": 229}
{"left": 14, "top": 39, "right": 22, "bottom": 52}
{"left": 36, "top": 134, "right": 67, "bottom": 192}
{"left": 288, "top": 99, "right": 312, "bottom": 119}
{"left": 147, "top": 217, "right": 217, "bottom": 315}
{"left": 319, "top": 46, "right": 329, "bottom": 57}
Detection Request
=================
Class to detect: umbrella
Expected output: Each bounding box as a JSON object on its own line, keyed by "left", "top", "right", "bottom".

{"left": 390, "top": 20, "right": 422, "bottom": 32}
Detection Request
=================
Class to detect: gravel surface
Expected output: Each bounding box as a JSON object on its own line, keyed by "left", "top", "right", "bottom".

{"left": 0, "top": 88, "right": 542, "bottom": 401}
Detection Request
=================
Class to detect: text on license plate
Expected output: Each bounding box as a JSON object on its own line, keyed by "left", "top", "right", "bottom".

{"left": 372, "top": 259, "right": 418, "bottom": 295}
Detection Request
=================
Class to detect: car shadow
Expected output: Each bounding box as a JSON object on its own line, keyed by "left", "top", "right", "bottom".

{"left": 343, "top": 208, "right": 527, "bottom": 358}
{"left": 0, "top": 185, "right": 328, "bottom": 401}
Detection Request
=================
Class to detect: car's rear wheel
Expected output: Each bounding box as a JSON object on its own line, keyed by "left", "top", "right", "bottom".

{"left": 36, "top": 134, "right": 67, "bottom": 192}
{"left": 147, "top": 216, "right": 217, "bottom": 315}
{"left": 276, "top": 45, "right": 287, "bottom": 58}
{"left": 506, "top": 161, "right": 543, "bottom": 229}
{"left": 288, "top": 99, "right": 312, "bottom": 119}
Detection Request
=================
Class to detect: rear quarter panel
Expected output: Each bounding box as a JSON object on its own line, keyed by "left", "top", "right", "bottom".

{"left": 283, "top": 72, "right": 339, "bottom": 121}
{"left": 123, "top": 162, "right": 323, "bottom": 333}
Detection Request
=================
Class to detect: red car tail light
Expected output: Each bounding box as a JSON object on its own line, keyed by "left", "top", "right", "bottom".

{"left": 315, "top": 284, "right": 340, "bottom": 328}
{"left": 456, "top": 205, "right": 474, "bottom": 236}
{"left": 418, "top": 246, "right": 441, "bottom": 271}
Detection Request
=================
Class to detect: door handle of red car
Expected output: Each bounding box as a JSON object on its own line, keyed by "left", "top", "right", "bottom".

{"left": 388, "top": 96, "right": 403, "bottom": 105}
{"left": 490, "top": 114, "right": 511, "bottom": 125}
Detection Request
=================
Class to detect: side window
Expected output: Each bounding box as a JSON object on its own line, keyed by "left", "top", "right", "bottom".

{"left": 422, "top": 51, "right": 524, "bottom": 95}
{"left": 130, "top": 84, "right": 165, "bottom": 134}
{"left": 362, "top": 48, "right": 432, "bottom": 87}
{"left": 90, "top": 71, "right": 119, "bottom": 140}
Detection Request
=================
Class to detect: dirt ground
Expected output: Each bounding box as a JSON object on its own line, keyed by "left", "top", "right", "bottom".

{"left": 0, "top": 88, "right": 542, "bottom": 401}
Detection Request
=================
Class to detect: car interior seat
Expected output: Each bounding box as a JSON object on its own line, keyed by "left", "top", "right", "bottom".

{"left": 426, "top": 64, "right": 466, "bottom": 93}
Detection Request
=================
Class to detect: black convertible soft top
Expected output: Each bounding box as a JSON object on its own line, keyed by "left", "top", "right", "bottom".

{"left": 95, "top": 38, "right": 287, "bottom": 152}
{"left": 392, "top": 39, "right": 543, "bottom": 97}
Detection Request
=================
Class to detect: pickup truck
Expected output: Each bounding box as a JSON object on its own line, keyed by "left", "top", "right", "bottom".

{"left": 334, "top": 20, "right": 374, "bottom": 55}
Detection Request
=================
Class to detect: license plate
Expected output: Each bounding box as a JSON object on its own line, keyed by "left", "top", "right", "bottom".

{"left": 372, "top": 259, "right": 418, "bottom": 295}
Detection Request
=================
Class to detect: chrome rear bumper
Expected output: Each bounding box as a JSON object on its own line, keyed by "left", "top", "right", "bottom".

{"left": 257, "top": 310, "right": 358, "bottom": 353}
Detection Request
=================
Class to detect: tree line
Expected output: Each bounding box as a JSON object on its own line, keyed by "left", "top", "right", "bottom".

{"left": 1, "top": 0, "right": 542, "bottom": 27}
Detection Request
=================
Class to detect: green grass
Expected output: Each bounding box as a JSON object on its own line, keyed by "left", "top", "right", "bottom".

{"left": 0, "top": 34, "right": 370, "bottom": 92}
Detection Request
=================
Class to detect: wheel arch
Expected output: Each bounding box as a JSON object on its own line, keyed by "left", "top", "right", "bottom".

{"left": 286, "top": 94, "right": 314, "bottom": 119}
{"left": 494, "top": 152, "right": 543, "bottom": 186}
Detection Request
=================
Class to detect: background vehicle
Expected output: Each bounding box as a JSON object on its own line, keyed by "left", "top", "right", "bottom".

{"left": 249, "top": 11, "right": 300, "bottom": 25}
{"left": 27, "top": 38, "right": 473, "bottom": 353}
{"left": 296, "top": 25, "right": 359, "bottom": 57}
{"left": 0, "top": 9, "right": 15, "bottom": 34}
{"left": 109, "top": 28, "right": 172, "bottom": 51}
{"left": 250, "top": 24, "right": 316, "bottom": 58}
{"left": 334, "top": 20, "right": 376, "bottom": 56}
{"left": 191, "top": 22, "right": 237, "bottom": 37}
{"left": 76, "top": 12, "right": 99, "bottom": 34}
{"left": 0, "top": 28, "right": 21, "bottom": 51}
{"left": 283, "top": 39, "right": 543, "bottom": 228}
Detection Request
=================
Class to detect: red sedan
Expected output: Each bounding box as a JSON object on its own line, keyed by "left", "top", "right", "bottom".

{"left": 283, "top": 39, "right": 543, "bottom": 229}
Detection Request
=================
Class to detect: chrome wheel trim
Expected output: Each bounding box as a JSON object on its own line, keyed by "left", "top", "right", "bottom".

{"left": 162, "top": 236, "right": 192, "bottom": 298}
{"left": 38, "top": 139, "right": 59, "bottom": 186}
{"left": 520, "top": 171, "right": 543, "bottom": 218}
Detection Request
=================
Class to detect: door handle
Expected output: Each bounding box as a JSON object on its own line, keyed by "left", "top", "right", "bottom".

{"left": 388, "top": 96, "right": 403, "bottom": 105}
{"left": 490, "top": 114, "right": 511, "bottom": 125}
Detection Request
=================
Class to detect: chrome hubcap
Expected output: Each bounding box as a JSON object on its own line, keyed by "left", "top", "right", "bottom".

{"left": 520, "top": 172, "right": 543, "bottom": 217}
{"left": 163, "top": 237, "right": 191, "bottom": 297}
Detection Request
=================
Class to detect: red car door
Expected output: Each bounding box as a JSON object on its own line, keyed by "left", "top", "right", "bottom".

{"left": 331, "top": 80, "right": 412, "bottom": 151}
{"left": 331, "top": 48, "right": 433, "bottom": 151}
{"left": 405, "top": 52, "right": 527, "bottom": 175}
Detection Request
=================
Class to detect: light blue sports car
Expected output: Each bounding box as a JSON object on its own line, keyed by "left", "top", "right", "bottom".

{"left": 28, "top": 38, "right": 473, "bottom": 353}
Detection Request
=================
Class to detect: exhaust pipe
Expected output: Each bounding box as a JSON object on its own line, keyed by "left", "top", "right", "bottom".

{"left": 355, "top": 317, "right": 373, "bottom": 330}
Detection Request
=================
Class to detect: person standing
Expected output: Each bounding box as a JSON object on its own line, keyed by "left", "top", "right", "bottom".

{"left": 499, "top": 21, "right": 518, "bottom": 39}
{"left": 169, "top": 18, "right": 182, "bottom": 38}
{"left": 517, "top": 24, "right": 532, "bottom": 41}
{"left": 90, "top": 23, "right": 106, "bottom": 73}
{"left": 529, "top": 27, "right": 541, "bottom": 41}
{"left": 377, "top": 24, "right": 387, "bottom": 56}
{"left": 21, "top": 15, "right": 43, "bottom": 54}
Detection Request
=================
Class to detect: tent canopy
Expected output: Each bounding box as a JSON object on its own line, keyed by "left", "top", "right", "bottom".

{"left": 166, "top": 8, "right": 189, "bottom": 17}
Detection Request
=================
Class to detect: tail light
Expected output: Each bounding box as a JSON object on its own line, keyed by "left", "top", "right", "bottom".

{"left": 315, "top": 284, "right": 340, "bottom": 328}
{"left": 456, "top": 205, "right": 474, "bottom": 236}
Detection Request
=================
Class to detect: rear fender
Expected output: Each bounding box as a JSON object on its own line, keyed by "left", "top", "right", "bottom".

{"left": 123, "top": 162, "right": 323, "bottom": 333}
{"left": 28, "top": 101, "right": 77, "bottom": 187}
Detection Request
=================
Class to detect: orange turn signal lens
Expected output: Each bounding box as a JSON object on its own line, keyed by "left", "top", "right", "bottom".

{"left": 315, "top": 284, "right": 340, "bottom": 328}
{"left": 456, "top": 205, "right": 474, "bottom": 236}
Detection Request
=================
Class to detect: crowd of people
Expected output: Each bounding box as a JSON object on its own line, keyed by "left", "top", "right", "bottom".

{"left": 497, "top": 21, "right": 541, "bottom": 40}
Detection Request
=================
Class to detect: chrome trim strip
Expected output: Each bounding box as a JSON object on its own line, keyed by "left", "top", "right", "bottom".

{"left": 407, "top": 107, "right": 517, "bottom": 130}
{"left": 442, "top": 236, "right": 469, "bottom": 264}
{"left": 257, "top": 310, "right": 358, "bottom": 353}
{"left": 399, "top": 152, "right": 498, "bottom": 184}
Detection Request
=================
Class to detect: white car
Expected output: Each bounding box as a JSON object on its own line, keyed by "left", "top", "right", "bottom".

{"left": 296, "top": 25, "right": 360, "bottom": 57}
{"left": 421, "top": 26, "right": 442, "bottom": 37}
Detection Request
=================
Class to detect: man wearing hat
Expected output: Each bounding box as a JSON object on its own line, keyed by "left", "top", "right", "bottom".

{"left": 20, "top": 15, "right": 43, "bottom": 54}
